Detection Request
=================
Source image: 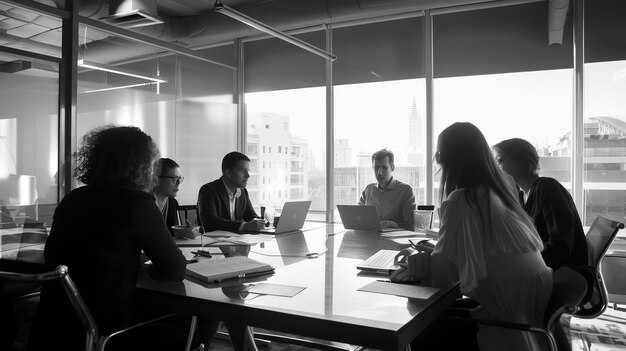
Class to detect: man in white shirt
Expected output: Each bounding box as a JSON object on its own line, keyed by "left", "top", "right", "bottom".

{"left": 197, "top": 152, "right": 265, "bottom": 232}
{"left": 359, "top": 149, "right": 416, "bottom": 230}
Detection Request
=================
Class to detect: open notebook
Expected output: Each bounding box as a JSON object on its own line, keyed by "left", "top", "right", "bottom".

{"left": 186, "top": 256, "right": 275, "bottom": 284}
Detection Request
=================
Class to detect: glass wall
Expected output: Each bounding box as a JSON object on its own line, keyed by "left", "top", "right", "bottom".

{"left": 0, "top": 1, "right": 62, "bottom": 228}
{"left": 244, "top": 32, "right": 326, "bottom": 219}
{"left": 583, "top": 62, "right": 626, "bottom": 224}
{"left": 333, "top": 18, "right": 426, "bottom": 221}
{"left": 582, "top": 1, "right": 626, "bottom": 226}
{"left": 433, "top": 2, "right": 574, "bottom": 209}
{"left": 76, "top": 31, "right": 236, "bottom": 205}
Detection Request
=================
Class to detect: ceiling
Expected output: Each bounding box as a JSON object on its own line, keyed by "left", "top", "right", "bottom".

{"left": 0, "top": 0, "right": 566, "bottom": 76}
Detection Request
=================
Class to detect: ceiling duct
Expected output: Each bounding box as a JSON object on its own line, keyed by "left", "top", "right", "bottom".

{"left": 99, "top": 0, "right": 164, "bottom": 28}
{"left": 0, "top": 60, "right": 58, "bottom": 78}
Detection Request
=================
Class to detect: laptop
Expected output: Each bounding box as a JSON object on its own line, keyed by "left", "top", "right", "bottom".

{"left": 257, "top": 200, "right": 312, "bottom": 234}
{"left": 336, "top": 205, "right": 403, "bottom": 232}
{"left": 356, "top": 249, "right": 401, "bottom": 274}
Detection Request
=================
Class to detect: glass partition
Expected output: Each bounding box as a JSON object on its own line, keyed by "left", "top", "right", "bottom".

{"left": 77, "top": 34, "right": 236, "bottom": 205}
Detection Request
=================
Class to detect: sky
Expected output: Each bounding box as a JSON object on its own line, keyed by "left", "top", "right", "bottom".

{"left": 245, "top": 61, "right": 626, "bottom": 165}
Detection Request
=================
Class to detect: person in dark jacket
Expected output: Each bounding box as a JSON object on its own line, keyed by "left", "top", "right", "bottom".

{"left": 494, "top": 138, "right": 588, "bottom": 270}
{"left": 29, "top": 125, "right": 190, "bottom": 350}
{"left": 153, "top": 158, "right": 183, "bottom": 236}
{"left": 197, "top": 152, "right": 264, "bottom": 232}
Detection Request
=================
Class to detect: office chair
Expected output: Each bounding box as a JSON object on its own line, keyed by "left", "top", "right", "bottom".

{"left": 178, "top": 205, "right": 199, "bottom": 226}
{"left": 571, "top": 214, "right": 624, "bottom": 319}
{"left": 0, "top": 265, "right": 201, "bottom": 351}
{"left": 448, "top": 266, "right": 587, "bottom": 351}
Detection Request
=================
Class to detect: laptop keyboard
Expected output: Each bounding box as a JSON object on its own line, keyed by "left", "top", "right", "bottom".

{"left": 364, "top": 250, "right": 397, "bottom": 268}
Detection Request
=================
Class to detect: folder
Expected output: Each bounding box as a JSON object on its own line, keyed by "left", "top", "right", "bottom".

{"left": 186, "top": 256, "right": 275, "bottom": 284}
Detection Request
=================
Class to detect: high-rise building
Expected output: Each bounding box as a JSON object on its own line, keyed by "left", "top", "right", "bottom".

{"left": 538, "top": 117, "right": 626, "bottom": 224}
{"left": 246, "top": 111, "right": 309, "bottom": 207}
{"left": 335, "top": 139, "right": 352, "bottom": 167}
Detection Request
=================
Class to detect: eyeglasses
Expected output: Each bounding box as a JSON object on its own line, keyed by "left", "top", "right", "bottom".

{"left": 160, "top": 176, "right": 184, "bottom": 184}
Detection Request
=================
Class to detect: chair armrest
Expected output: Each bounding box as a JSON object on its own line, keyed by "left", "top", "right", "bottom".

{"left": 99, "top": 313, "right": 177, "bottom": 351}
{"left": 447, "top": 316, "right": 557, "bottom": 351}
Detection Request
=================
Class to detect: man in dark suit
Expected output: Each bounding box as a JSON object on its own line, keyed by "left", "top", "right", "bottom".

{"left": 198, "top": 152, "right": 265, "bottom": 232}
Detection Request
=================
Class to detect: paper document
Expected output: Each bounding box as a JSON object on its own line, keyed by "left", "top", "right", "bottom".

{"left": 247, "top": 283, "right": 306, "bottom": 297}
{"left": 203, "top": 230, "right": 242, "bottom": 238}
{"left": 380, "top": 230, "right": 421, "bottom": 238}
{"left": 358, "top": 280, "right": 438, "bottom": 299}
{"left": 186, "top": 256, "right": 274, "bottom": 283}
{"left": 202, "top": 234, "right": 273, "bottom": 246}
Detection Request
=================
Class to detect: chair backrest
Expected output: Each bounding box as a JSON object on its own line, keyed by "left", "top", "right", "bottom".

{"left": 586, "top": 215, "right": 624, "bottom": 268}
{"left": 573, "top": 215, "right": 624, "bottom": 319}
{"left": 178, "top": 204, "right": 199, "bottom": 226}
{"left": 0, "top": 265, "right": 98, "bottom": 351}
{"left": 544, "top": 266, "right": 587, "bottom": 330}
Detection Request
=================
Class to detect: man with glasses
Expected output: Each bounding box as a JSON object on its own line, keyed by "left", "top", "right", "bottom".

{"left": 198, "top": 151, "right": 264, "bottom": 232}
{"left": 359, "top": 149, "right": 416, "bottom": 230}
{"left": 153, "top": 158, "right": 185, "bottom": 236}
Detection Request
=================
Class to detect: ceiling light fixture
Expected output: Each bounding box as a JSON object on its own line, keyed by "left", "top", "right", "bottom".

{"left": 77, "top": 59, "right": 167, "bottom": 83}
{"left": 81, "top": 82, "right": 158, "bottom": 94}
{"left": 213, "top": 1, "right": 336, "bottom": 61}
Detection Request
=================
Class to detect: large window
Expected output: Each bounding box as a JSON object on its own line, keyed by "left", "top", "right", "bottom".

{"left": 582, "top": 1, "right": 626, "bottom": 226}
{"left": 583, "top": 61, "right": 626, "bottom": 225}
{"left": 245, "top": 87, "right": 326, "bottom": 217}
{"left": 434, "top": 69, "right": 574, "bottom": 201}
{"left": 245, "top": 32, "right": 326, "bottom": 219}
{"left": 334, "top": 79, "right": 425, "bottom": 206}
{"left": 433, "top": 2, "right": 574, "bottom": 208}
{"left": 332, "top": 18, "right": 426, "bottom": 220}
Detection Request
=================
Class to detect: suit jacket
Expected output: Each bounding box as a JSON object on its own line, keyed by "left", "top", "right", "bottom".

{"left": 197, "top": 177, "right": 259, "bottom": 232}
{"left": 525, "top": 177, "right": 588, "bottom": 270}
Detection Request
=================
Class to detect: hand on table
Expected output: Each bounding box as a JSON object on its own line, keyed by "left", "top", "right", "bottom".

{"left": 380, "top": 220, "right": 399, "bottom": 228}
{"left": 242, "top": 219, "right": 265, "bottom": 231}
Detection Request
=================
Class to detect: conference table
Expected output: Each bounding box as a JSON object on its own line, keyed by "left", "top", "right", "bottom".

{"left": 138, "top": 223, "right": 460, "bottom": 351}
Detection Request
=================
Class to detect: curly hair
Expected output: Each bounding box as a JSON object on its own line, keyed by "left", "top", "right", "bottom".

{"left": 74, "top": 125, "right": 160, "bottom": 192}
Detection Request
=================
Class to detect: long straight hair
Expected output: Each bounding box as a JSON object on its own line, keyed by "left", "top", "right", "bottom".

{"left": 437, "top": 123, "right": 532, "bottom": 229}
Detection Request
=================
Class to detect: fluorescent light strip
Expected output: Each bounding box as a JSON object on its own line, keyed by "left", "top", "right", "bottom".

{"left": 214, "top": 4, "right": 337, "bottom": 61}
{"left": 78, "top": 59, "right": 167, "bottom": 83}
{"left": 81, "top": 82, "right": 157, "bottom": 94}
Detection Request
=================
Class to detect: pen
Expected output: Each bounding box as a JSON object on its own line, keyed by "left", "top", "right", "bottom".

{"left": 408, "top": 239, "right": 418, "bottom": 250}
{"left": 191, "top": 250, "right": 230, "bottom": 258}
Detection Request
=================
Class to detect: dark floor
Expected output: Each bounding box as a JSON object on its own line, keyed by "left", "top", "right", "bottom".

{"left": 207, "top": 306, "right": 626, "bottom": 351}
{"left": 8, "top": 301, "right": 626, "bottom": 351}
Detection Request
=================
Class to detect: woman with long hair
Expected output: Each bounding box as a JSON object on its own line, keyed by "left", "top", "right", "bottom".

{"left": 396, "top": 122, "right": 552, "bottom": 350}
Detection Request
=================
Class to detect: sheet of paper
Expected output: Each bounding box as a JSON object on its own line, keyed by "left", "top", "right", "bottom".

{"left": 247, "top": 283, "right": 306, "bottom": 297}
{"left": 358, "top": 280, "right": 438, "bottom": 299}
{"left": 203, "top": 230, "right": 244, "bottom": 238}
{"left": 390, "top": 236, "right": 432, "bottom": 246}
{"left": 204, "top": 234, "right": 274, "bottom": 246}
{"left": 380, "top": 230, "right": 421, "bottom": 238}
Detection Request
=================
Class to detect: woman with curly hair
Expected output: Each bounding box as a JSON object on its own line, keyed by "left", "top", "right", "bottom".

{"left": 29, "top": 126, "right": 189, "bottom": 350}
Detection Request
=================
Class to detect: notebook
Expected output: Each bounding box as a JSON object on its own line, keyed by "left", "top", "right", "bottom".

{"left": 336, "top": 205, "right": 403, "bottom": 232}
{"left": 186, "top": 256, "right": 275, "bottom": 283}
{"left": 356, "top": 249, "right": 401, "bottom": 274}
{"left": 256, "top": 201, "right": 312, "bottom": 234}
